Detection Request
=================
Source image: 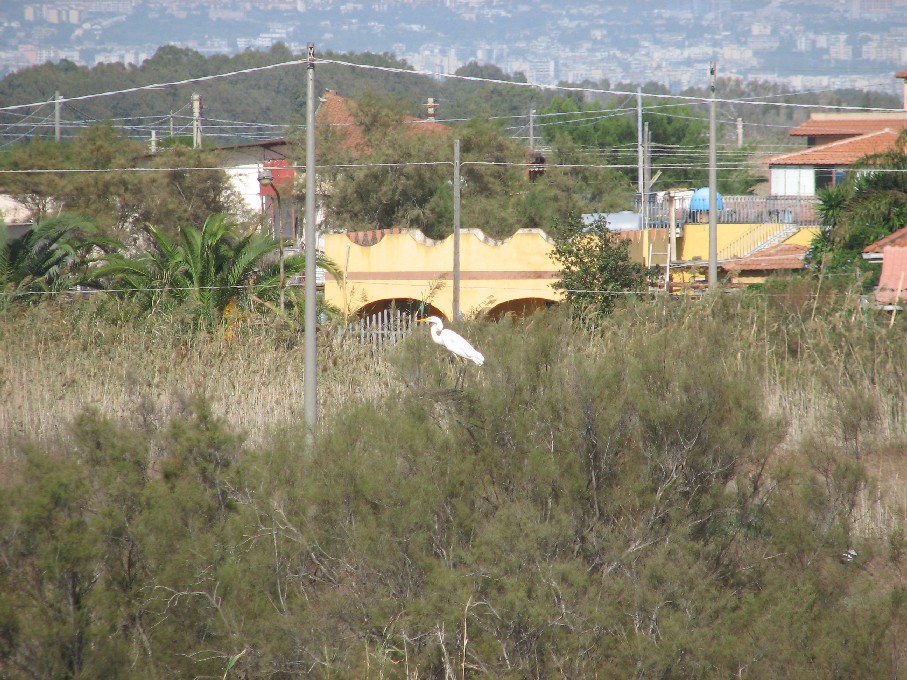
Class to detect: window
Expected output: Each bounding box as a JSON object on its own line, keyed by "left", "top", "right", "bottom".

{"left": 815, "top": 168, "right": 833, "bottom": 190}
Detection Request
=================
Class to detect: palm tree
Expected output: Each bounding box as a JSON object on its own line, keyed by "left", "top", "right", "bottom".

{"left": 0, "top": 214, "right": 116, "bottom": 305}
{"left": 808, "top": 130, "right": 907, "bottom": 275}
{"left": 96, "top": 213, "right": 339, "bottom": 320}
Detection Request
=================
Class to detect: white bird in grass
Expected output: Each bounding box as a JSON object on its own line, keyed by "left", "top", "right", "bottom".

{"left": 418, "top": 316, "right": 484, "bottom": 386}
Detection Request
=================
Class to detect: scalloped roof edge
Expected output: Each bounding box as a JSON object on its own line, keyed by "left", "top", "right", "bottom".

{"left": 344, "top": 227, "right": 556, "bottom": 247}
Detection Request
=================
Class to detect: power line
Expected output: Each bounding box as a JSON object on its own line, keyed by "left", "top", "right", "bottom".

{"left": 1, "top": 55, "right": 904, "bottom": 120}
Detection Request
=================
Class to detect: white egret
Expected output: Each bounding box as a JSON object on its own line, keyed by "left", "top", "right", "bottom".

{"left": 418, "top": 316, "right": 484, "bottom": 386}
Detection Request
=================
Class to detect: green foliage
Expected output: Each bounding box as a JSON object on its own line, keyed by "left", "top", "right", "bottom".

{"left": 808, "top": 130, "right": 907, "bottom": 279}
{"left": 550, "top": 213, "right": 648, "bottom": 318}
{"left": 0, "top": 214, "right": 117, "bottom": 304}
{"left": 315, "top": 96, "right": 607, "bottom": 240}
{"left": 537, "top": 92, "right": 762, "bottom": 193}
{"left": 2, "top": 289, "right": 907, "bottom": 677}
{"left": 0, "top": 124, "right": 237, "bottom": 238}
{"left": 95, "top": 213, "right": 340, "bottom": 322}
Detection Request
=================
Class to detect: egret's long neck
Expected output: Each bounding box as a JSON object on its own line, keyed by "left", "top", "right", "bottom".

{"left": 430, "top": 323, "right": 444, "bottom": 344}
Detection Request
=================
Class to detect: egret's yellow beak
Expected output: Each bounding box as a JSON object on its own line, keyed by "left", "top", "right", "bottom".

{"left": 416, "top": 317, "right": 427, "bottom": 324}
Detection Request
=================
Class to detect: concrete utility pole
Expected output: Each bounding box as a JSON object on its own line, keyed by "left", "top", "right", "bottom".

{"left": 54, "top": 91, "right": 61, "bottom": 142}
{"left": 736, "top": 117, "right": 743, "bottom": 148}
{"left": 642, "top": 121, "right": 650, "bottom": 232}
{"left": 453, "top": 139, "right": 461, "bottom": 320}
{"left": 192, "top": 93, "right": 202, "bottom": 150}
{"left": 708, "top": 61, "right": 718, "bottom": 289}
{"left": 529, "top": 108, "right": 535, "bottom": 150}
{"left": 637, "top": 88, "right": 644, "bottom": 224}
{"left": 304, "top": 42, "right": 318, "bottom": 443}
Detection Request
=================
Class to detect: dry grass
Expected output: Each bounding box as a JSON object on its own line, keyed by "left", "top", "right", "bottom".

{"left": 0, "top": 301, "right": 399, "bottom": 459}
{"left": 3, "top": 290, "right": 907, "bottom": 541}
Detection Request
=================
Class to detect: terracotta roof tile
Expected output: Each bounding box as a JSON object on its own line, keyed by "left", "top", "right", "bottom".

{"left": 763, "top": 128, "right": 901, "bottom": 167}
{"left": 862, "top": 224, "right": 907, "bottom": 257}
{"left": 896, "top": 68, "right": 907, "bottom": 79}
{"left": 722, "top": 242, "right": 807, "bottom": 272}
{"left": 875, "top": 246, "right": 907, "bottom": 304}
{"left": 316, "top": 90, "right": 450, "bottom": 156}
{"left": 788, "top": 115, "right": 907, "bottom": 138}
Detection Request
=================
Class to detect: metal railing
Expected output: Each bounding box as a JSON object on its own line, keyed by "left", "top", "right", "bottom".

{"left": 640, "top": 195, "right": 821, "bottom": 227}
{"left": 717, "top": 223, "right": 801, "bottom": 261}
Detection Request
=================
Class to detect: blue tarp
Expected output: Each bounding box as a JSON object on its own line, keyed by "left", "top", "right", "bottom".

{"left": 689, "top": 187, "right": 723, "bottom": 211}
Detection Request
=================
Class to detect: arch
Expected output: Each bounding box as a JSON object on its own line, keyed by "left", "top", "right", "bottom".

{"left": 352, "top": 298, "right": 444, "bottom": 321}
{"left": 484, "top": 297, "right": 559, "bottom": 320}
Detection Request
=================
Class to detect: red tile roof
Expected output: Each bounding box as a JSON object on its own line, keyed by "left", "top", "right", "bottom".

{"left": 896, "top": 68, "right": 907, "bottom": 79}
{"left": 875, "top": 246, "right": 907, "bottom": 305}
{"left": 788, "top": 114, "right": 907, "bottom": 138}
{"left": 862, "top": 224, "right": 907, "bottom": 259}
{"left": 763, "top": 128, "right": 901, "bottom": 167}
{"left": 316, "top": 90, "right": 451, "bottom": 155}
{"left": 722, "top": 242, "right": 807, "bottom": 272}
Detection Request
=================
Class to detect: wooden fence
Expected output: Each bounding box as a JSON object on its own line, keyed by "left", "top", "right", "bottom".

{"left": 331, "top": 309, "right": 418, "bottom": 353}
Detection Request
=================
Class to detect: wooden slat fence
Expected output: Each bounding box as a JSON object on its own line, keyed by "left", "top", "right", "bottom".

{"left": 332, "top": 309, "right": 418, "bottom": 353}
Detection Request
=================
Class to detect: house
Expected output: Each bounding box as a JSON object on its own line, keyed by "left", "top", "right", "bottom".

{"left": 862, "top": 224, "right": 907, "bottom": 307}
{"left": 316, "top": 90, "right": 451, "bottom": 155}
{"left": 763, "top": 70, "right": 907, "bottom": 196}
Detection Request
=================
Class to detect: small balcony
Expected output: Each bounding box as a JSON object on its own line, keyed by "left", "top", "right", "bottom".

{"left": 639, "top": 194, "right": 821, "bottom": 228}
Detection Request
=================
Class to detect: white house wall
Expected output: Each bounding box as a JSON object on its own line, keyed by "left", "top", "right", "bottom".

{"left": 226, "top": 164, "right": 267, "bottom": 212}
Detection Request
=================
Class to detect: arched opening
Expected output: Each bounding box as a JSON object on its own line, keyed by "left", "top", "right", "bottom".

{"left": 353, "top": 298, "right": 444, "bottom": 321}
{"left": 484, "top": 297, "right": 558, "bottom": 320}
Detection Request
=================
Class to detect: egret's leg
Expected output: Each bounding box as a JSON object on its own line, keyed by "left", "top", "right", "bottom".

{"left": 455, "top": 362, "right": 467, "bottom": 389}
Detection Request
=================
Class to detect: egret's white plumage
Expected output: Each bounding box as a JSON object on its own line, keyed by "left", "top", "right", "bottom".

{"left": 418, "top": 316, "right": 484, "bottom": 366}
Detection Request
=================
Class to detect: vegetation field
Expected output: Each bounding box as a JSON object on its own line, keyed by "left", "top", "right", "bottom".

{"left": 2, "top": 280, "right": 907, "bottom": 679}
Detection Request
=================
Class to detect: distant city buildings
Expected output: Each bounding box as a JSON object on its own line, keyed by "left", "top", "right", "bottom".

{"left": 2, "top": 0, "right": 905, "bottom": 95}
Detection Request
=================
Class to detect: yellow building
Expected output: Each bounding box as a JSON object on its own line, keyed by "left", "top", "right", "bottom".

{"left": 324, "top": 228, "right": 562, "bottom": 320}
{"left": 322, "top": 223, "right": 820, "bottom": 320}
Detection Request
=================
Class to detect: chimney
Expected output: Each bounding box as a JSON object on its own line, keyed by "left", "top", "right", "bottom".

{"left": 899, "top": 69, "right": 907, "bottom": 110}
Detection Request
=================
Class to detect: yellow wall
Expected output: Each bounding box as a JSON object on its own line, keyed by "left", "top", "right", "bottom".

{"left": 678, "top": 223, "right": 819, "bottom": 261}
{"left": 324, "top": 229, "right": 563, "bottom": 320}
{"left": 323, "top": 225, "right": 822, "bottom": 319}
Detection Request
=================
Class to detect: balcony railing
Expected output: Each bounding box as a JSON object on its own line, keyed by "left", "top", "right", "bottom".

{"left": 639, "top": 195, "right": 821, "bottom": 227}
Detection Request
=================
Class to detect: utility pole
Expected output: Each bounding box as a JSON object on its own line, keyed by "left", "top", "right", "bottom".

{"left": 54, "top": 91, "right": 61, "bottom": 142}
{"left": 736, "top": 117, "right": 743, "bottom": 148}
{"left": 637, "top": 88, "right": 644, "bottom": 224}
{"left": 192, "top": 93, "right": 202, "bottom": 150}
{"left": 668, "top": 191, "right": 677, "bottom": 285}
{"left": 529, "top": 108, "right": 535, "bottom": 150}
{"left": 708, "top": 61, "right": 718, "bottom": 289}
{"left": 643, "top": 121, "right": 651, "bottom": 230}
{"left": 303, "top": 42, "right": 318, "bottom": 443}
{"left": 453, "top": 139, "right": 461, "bottom": 320}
